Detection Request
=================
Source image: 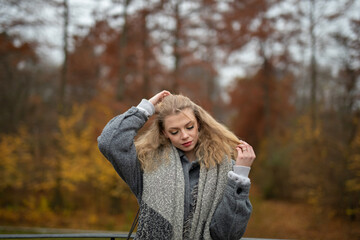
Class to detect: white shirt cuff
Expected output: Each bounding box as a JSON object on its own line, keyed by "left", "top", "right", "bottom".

{"left": 137, "top": 99, "right": 155, "bottom": 117}
{"left": 228, "top": 165, "right": 251, "bottom": 185}
{"left": 234, "top": 165, "right": 251, "bottom": 178}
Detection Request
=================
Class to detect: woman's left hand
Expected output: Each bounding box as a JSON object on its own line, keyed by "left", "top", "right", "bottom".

{"left": 235, "top": 141, "right": 256, "bottom": 167}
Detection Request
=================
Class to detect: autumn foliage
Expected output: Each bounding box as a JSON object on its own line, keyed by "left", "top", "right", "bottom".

{"left": 0, "top": 0, "right": 359, "bottom": 239}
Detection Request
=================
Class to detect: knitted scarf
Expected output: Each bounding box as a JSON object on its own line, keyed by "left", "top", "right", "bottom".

{"left": 135, "top": 145, "right": 232, "bottom": 240}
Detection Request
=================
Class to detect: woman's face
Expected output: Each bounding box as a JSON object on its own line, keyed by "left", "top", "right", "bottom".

{"left": 162, "top": 108, "right": 199, "bottom": 154}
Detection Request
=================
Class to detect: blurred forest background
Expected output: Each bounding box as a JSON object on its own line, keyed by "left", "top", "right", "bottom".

{"left": 0, "top": 0, "right": 360, "bottom": 239}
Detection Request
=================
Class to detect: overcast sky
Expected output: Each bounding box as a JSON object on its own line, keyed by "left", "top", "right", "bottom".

{"left": 15, "top": 0, "right": 360, "bottom": 87}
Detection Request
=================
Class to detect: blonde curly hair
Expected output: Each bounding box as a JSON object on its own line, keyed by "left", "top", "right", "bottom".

{"left": 135, "top": 94, "right": 241, "bottom": 172}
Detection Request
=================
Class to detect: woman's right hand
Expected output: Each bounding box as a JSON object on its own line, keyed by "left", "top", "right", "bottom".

{"left": 149, "top": 90, "right": 171, "bottom": 106}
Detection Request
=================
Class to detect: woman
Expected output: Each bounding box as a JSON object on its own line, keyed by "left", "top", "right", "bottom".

{"left": 98, "top": 90, "right": 255, "bottom": 240}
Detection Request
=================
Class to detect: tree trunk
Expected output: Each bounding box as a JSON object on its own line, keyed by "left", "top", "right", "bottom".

{"left": 117, "top": 0, "right": 132, "bottom": 101}
{"left": 172, "top": 2, "right": 181, "bottom": 93}
{"left": 141, "top": 10, "right": 151, "bottom": 99}
{"left": 53, "top": 0, "right": 69, "bottom": 210}
{"left": 58, "top": 0, "right": 69, "bottom": 114}
{"left": 309, "top": 0, "right": 317, "bottom": 130}
{"left": 260, "top": 43, "right": 271, "bottom": 138}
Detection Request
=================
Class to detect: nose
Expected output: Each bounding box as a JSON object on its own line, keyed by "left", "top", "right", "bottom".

{"left": 180, "top": 129, "right": 189, "bottom": 139}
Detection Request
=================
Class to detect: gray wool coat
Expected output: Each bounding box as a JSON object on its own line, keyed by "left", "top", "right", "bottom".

{"left": 97, "top": 102, "right": 252, "bottom": 240}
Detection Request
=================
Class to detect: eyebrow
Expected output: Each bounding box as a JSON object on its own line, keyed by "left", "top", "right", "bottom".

{"left": 168, "top": 121, "right": 193, "bottom": 130}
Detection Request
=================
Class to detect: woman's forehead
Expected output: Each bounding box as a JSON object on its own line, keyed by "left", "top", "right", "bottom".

{"left": 163, "top": 108, "right": 196, "bottom": 129}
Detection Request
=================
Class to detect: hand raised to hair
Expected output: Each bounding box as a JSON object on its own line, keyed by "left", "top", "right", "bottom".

{"left": 149, "top": 90, "right": 171, "bottom": 106}
{"left": 235, "top": 141, "right": 256, "bottom": 167}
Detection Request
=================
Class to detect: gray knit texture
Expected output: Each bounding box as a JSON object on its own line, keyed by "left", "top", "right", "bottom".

{"left": 140, "top": 145, "right": 232, "bottom": 240}
{"left": 190, "top": 157, "right": 232, "bottom": 239}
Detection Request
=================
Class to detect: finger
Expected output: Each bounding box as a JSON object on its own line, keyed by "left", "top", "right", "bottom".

{"left": 236, "top": 146, "right": 244, "bottom": 155}
{"left": 149, "top": 90, "right": 170, "bottom": 105}
{"left": 238, "top": 142, "right": 249, "bottom": 147}
{"left": 237, "top": 143, "right": 246, "bottom": 148}
{"left": 241, "top": 144, "right": 249, "bottom": 151}
{"left": 163, "top": 90, "right": 171, "bottom": 96}
{"left": 159, "top": 90, "right": 171, "bottom": 101}
{"left": 239, "top": 140, "right": 249, "bottom": 145}
{"left": 249, "top": 146, "right": 255, "bottom": 156}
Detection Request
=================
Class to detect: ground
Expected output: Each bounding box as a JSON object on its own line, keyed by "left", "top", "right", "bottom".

{"left": 1, "top": 189, "right": 359, "bottom": 239}
{"left": 245, "top": 193, "right": 360, "bottom": 240}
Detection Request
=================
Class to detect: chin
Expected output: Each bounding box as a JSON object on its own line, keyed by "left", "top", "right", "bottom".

{"left": 183, "top": 146, "right": 195, "bottom": 152}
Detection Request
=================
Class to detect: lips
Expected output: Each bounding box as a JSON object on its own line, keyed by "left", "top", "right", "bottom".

{"left": 182, "top": 141, "right": 192, "bottom": 147}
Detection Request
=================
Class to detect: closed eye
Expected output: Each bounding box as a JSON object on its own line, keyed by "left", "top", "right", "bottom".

{"left": 169, "top": 126, "right": 193, "bottom": 135}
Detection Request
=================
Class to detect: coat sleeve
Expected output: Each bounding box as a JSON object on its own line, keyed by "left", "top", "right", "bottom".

{"left": 97, "top": 106, "right": 148, "bottom": 199}
{"left": 209, "top": 176, "right": 252, "bottom": 240}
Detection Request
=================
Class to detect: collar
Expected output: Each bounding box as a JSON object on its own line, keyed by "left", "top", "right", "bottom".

{"left": 176, "top": 148, "right": 199, "bottom": 165}
{"left": 177, "top": 148, "right": 186, "bottom": 158}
